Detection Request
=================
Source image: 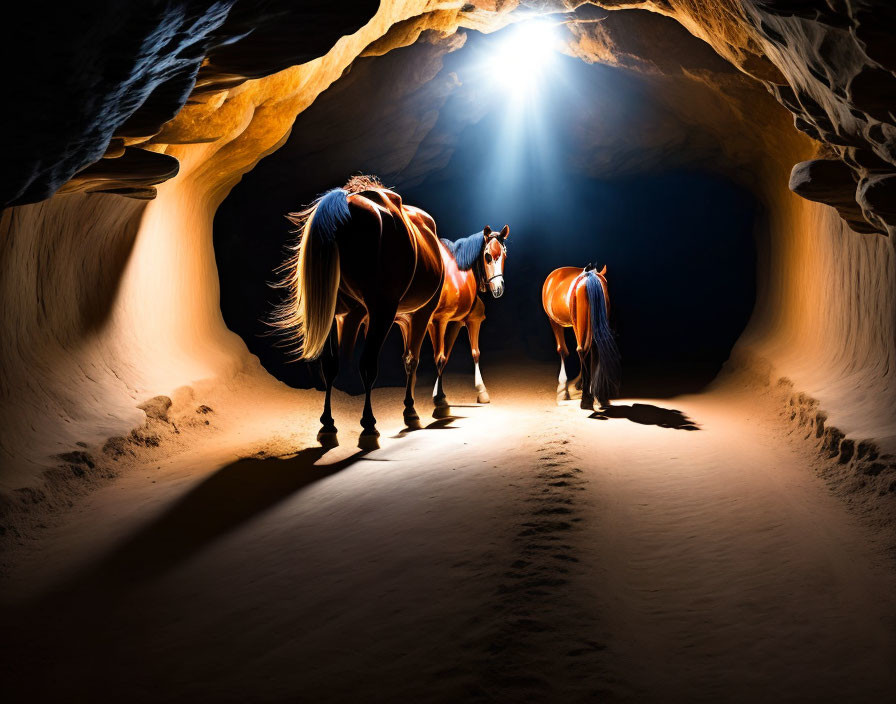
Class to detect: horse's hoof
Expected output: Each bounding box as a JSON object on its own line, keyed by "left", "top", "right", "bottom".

{"left": 403, "top": 413, "right": 421, "bottom": 429}
{"left": 476, "top": 391, "right": 490, "bottom": 404}
{"left": 580, "top": 397, "right": 594, "bottom": 411}
{"left": 317, "top": 430, "right": 338, "bottom": 448}
{"left": 358, "top": 430, "right": 380, "bottom": 451}
{"left": 432, "top": 404, "right": 452, "bottom": 419}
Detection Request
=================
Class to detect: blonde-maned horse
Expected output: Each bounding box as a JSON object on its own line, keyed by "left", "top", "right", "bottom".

{"left": 274, "top": 175, "right": 444, "bottom": 448}
{"left": 541, "top": 264, "right": 621, "bottom": 409}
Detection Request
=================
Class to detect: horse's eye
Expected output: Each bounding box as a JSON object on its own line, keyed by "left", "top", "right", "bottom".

{"left": 485, "top": 253, "right": 493, "bottom": 263}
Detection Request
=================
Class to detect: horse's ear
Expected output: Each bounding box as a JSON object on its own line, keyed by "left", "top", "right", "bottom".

{"left": 483, "top": 225, "right": 492, "bottom": 237}
{"left": 599, "top": 264, "right": 607, "bottom": 276}
{"left": 500, "top": 225, "right": 509, "bottom": 239}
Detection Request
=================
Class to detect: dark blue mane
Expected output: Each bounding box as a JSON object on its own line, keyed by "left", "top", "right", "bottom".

{"left": 440, "top": 231, "right": 485, "bottom": 271}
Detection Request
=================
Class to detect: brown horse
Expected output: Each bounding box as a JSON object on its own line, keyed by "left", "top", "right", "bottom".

{"left": 275, "top": 176, "right": 444, "bottom": 448}
{"left": 426, "top": 223, "right": 509, "bottom": 416}
{"left": 542, "top": 264, "right": 621, "bottom": 409}
{"left": 339, "top": 223, "right": 510, "bottom": 417}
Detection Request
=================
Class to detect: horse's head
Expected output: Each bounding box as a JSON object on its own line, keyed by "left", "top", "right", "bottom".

{"left": 481, "top": 225, "right": 509, "bottom": 298}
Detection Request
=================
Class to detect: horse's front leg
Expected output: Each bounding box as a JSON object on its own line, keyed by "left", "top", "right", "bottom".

{"left": 318, "top": 320, "right": 340, "bottom": 446}
{"left": 548, "top": 319, "right": 569, "bottom": 401}
{"left": 358, "top": 311, "right": 394, "bottom": 449}
{"left": 467, "top": 301, "right": 489, "bottom": 403}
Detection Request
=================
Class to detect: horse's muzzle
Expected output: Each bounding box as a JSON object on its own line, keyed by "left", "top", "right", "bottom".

{"left": 490, "top": 276, "right": 505, "bottom": 298}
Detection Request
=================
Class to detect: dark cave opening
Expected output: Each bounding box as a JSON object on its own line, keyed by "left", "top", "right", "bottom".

{"left": 400, "top": 168, "right": 758, "bottom": 398}
{"left": 214, "top": 28, "right": 759, "bottom": 399}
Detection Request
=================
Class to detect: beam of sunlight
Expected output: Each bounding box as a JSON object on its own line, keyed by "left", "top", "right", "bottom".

{"left": 486, "top": 20, "right": 561, "bottom": 98}
{"left": 462, "top": 19, "right": 574, "bottom": 214}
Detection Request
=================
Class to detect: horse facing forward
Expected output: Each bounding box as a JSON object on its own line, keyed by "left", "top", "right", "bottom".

{"left": 542, "top": 264, "right": 621, "bottom": 409}
{"left": 275, "top": 176, "right": 444, "bottom": 448}
{"left": 428, "top": 224, "right": 508, "bottom": 416}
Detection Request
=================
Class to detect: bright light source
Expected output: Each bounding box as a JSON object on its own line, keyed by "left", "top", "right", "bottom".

{"left": 488, "top": 20, "right": 559, "bottom": 97}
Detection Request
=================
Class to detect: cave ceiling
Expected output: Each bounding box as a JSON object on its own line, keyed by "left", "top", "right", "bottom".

{"left": 3, "top": 1, "right": 895, "bottom": 236}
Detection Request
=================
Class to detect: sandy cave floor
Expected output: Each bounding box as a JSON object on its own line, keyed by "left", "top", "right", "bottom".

{"left": 2, "top": 362, "right": 896, "bottom": 702}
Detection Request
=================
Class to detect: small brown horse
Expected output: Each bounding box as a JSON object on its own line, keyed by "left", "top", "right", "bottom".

{"left": 542, "top": 264, "right": 621, "bottom": 409}
{"left": 425, "top": 223, "right": 509, "bottom": 416}
{"left": 275, "top": 176, "right": 444, "bottom": 448}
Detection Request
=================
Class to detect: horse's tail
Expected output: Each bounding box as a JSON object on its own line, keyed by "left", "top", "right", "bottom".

{"left": 585, "top": 271, "right": 621, "bottom": 402}
{"left": 277, "top": 188, "right": 350, "bottom": 360}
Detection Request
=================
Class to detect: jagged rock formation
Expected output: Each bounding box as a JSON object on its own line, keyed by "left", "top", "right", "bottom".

{"left": 0, "top": 1, "right": 893, "bottom": 518}
{"left": 3, "top": 1, "right": 379, "bottom": 206}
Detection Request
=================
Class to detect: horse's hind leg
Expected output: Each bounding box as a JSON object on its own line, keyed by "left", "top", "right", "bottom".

{"left": 430, "top": 320, "right": 460, "bottom": 416}
{"left": 549, "top": 319, "right": 570, "bottom": 401}
{"left": 400, "top": 302, "right": 437, "bottom": 428}
{"left": 338, "top": 305, "right": 366, "bottom": 364}
{"left": 433, "top": 320, "right": 463, "bottom": 416}
{"left": 358, "top": 310, "right": 395, "bottom": 449}
{"left": 429, "top": 319, "right": 454, "bottom": 418}
{"left": 572, "top": 291, "right": 594, "bottom": 411}
{"left": 577, "top": 347, "right": 594, "bottom": 410}
{"left": 318, "top": 320, "right": 340, "bottom": 446}
{"left": 592, "top": 348, "right": 610, "bottom": 409}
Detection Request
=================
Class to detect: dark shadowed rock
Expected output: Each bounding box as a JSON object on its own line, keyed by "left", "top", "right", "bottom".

{"left": 789, "top": 157, "right": 881, "bottom": 233}
{"left": 2, "top": 1, "right": 377, "bottom": 208}
{"left": 858, "top": 173, "right": 896, "bottom": 221}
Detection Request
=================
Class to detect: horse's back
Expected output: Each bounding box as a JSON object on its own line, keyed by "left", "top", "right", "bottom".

{"left": 341, "top": 189, "right": 443, "bottom": 314}
{"left": 432, "top": 240, "right": 478, "bottom": 322}
{"left": 542, "top": 267, "right": 581, "bottom": 326}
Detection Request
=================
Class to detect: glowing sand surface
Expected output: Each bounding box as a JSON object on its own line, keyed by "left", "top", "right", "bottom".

{"left": 3, "top": 364, "right": 894, "bottom": 701}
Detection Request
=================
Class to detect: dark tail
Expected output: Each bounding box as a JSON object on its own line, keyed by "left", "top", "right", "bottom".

{"left": 585, "top": 271, "right": 621, "bottom": 402}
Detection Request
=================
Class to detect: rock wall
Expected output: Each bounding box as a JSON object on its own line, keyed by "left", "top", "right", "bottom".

{"left": 735, "top": 160, "right": 896, "bottom": 455}
{"left": 0, "top": 1, "right": 499, "bottom": 489}
{"left": 1, "top": 1, "right": 893, "bottom": 504}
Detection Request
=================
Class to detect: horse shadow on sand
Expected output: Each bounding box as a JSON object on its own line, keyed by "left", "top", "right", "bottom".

{"left": 42, "top": 447, "right": 372, "bottom": 603}
{"left": 3, "top": 446, "right": 383, "bottom": 682}
{"left": 392, "top": 414, "right": 465, "bottom": 438}
{"left": 589, "top": 403, "right": 700, "bottom": 430}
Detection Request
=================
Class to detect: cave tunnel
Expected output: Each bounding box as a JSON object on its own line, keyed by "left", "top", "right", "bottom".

{"left": 215, "top": 29, "right": 760, "bottom": 398}
{"left": 2, "top": 2, "right": 896, "bottom": 702}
